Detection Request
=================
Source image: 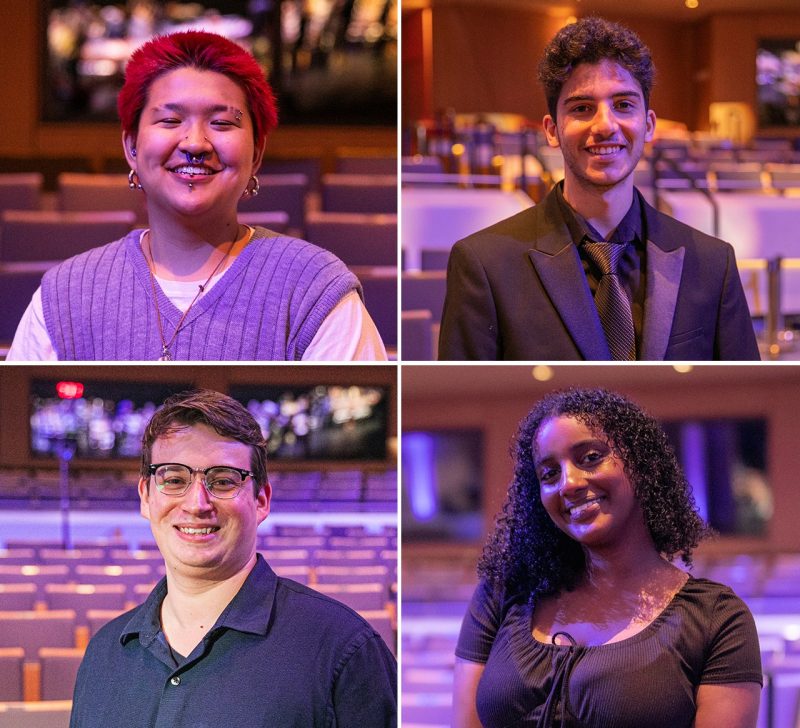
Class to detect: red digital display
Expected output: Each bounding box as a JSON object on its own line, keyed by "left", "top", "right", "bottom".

{"left": 56, "top": 381, "right": 84, "bottom": 399}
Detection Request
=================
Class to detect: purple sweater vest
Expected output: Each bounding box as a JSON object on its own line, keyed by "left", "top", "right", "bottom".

{"left": 41, "top": 227, "right": 361, "bottom": 360}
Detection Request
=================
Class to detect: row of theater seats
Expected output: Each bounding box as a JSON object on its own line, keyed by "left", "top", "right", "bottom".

{"left": 402, "top": 552, "right": 800, "bottom": 728}
{"left": 0, "top": 171, "right": 397, "bottom": 243}
{"left": 0, "top": 530, "right": 397, "bottom": 711}
{"left": 0, "top": 469, "right": 397, "bottom": 512}
{"left": 0, "top": 153, "right": 399, "bottom": 354}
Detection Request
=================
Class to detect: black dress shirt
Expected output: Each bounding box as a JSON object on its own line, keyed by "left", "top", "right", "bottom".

{"left": 554, "top": 183, "right": 647, "bottom": 352}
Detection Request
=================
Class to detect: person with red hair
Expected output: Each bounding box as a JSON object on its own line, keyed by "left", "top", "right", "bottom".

{"left": 8, "top": 30, "right": 386, "bottom": 361}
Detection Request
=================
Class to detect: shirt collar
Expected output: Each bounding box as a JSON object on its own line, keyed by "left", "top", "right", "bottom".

{"left": 554, "top": 181, "right": 643, "bottom": 245}
{"left": 119, "top": 553, "right": 277, "bottom": 647}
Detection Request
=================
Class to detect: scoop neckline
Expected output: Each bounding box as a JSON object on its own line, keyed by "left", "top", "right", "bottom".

{"left": 527, "top": 573, "right": 694, "bottom": 651}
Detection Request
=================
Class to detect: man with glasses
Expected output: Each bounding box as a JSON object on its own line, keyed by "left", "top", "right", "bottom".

{"left": 70, "top": 389, "right": 397, "bottom": 727}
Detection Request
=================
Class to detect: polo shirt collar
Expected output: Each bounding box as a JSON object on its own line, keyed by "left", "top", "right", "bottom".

{"left": 119, "top": 553, "right": 277, "bottom": 647}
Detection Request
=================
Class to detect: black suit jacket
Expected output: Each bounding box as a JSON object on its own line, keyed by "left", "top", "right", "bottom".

{"left": 438, "top": 188, "right": 760, "bottom": 361}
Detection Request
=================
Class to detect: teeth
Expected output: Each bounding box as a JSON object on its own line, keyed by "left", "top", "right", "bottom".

{"left": 568, "top": 497, "right": 603, "bottom": 518}
{"left": 178, "top": 527, "right": 217, "bottom": 535}
{"left": 589, "top": 146, "right": 622, "bottom": 155}
{"left": 171, "top": 166, "right": 213, "bottom": 175}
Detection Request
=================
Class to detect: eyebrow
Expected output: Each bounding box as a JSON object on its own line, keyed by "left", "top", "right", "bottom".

{"left": 150, "top": 103, "right": 244, "bottom": 117}
{"left": 562, "top": 90, "right": 643, "bottom": 105}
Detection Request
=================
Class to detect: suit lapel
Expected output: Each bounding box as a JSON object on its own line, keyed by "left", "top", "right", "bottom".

{"left": 528, "top": 233, "right": 611, "bottom": 360}
{"left": 641, "top": 218, "right": 686, "bottom": 360}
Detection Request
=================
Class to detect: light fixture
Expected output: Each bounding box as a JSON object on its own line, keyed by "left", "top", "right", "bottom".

{"left": 685, "top": 0, "right": 699, "bottom": 8}
{"left": 532, "top": 365, "right": 554, "bottom": 382}
{"left": 673, "top": 364, "right": 693, "bottom": 374}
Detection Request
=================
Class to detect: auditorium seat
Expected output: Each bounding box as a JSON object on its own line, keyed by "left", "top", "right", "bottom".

{"left": 0, "top": 210, "right": 136, "bottom": 262}
{"left": 259, "top": 535, "right": 326, "bottom": 550}
{"left": 358, "top": 608, "right": 395, "bottom": 654}
{"left": 313, "top": 582, "right": 385, "bottom": 611}
{"left": 57, "top": 173, "right": 147, "bottom": 223}
{"left": 0, "top": 264, "right": 48, "bottom": 348}
{"left": 0, "top": 649, "right": 24, "bottom": 701}
{"left": 305, "top": 211, "right": 397, "bottom": 267}
{"left": 327, "top": 535, "right": 392, "bottom": 549}
{"left": 236, "top": 210, "right": 290, "bottom": 234}
{"left": 351, "top": 265, "right": 397, "bottom": 352}
{"left": 402, "top": 310, "right": 435, "bottom": 361}
{"left": 39, "top": 549, "right": 107, "bottom": 570}
{"left": 419, "top": 249, "right": 450, "bottom": 271}
{"left": 73, "top": 565, "right": 153, "bottom": 600}
{"left": 402, "top": 156, "right": 444, "bottom": 175}
{"left": 321, "top": 174, "right": 397, "bottom": 214}
{"left": 0, "top": 566, "right": 69, "bottom": 593}
{"left": 0, "top": 584, "right": 37, "bottom": 611}
{"left": 0, "top": 174, "right": 43, "bottom": 213}
{"left": 257, "top": 549, "right": 311, "bottom": 568}
{"left": 335, "top": 156, "right": 396, "bottom": 175}
{"left": 710, "top": 163, "right": 765, "bottom": 192}
{"left": 38, "top": 648, "right": 84, "bottom": 700}
{"left": 0, "top": 700, "right": 72, "bottom": 728}
{"left": 108, "top": 549, "right": 164, "bottom": 569}
{"left": 315, "top": 565, "right": 390, "bottom": 585}
{"left": 237, "top": 173, "right": 309, "bottom": 235}
{"left": 86, "top": 609, "right": 127, "bottom": 637}
{"left": 0, "top": 549, "right": 36, "bottom": 566}
{"left": 766, "top": 164, "right": 800, "bottom": 193}
{"left": 313, "top": 549, "right": 378, "bottom": 567}
{"left": 43, "top": 584, "right": 127, "bottom": 627}
{"left": 269, "top": 564, "right": 311, "bottom": 585}
{"left": 0, "top": 611, "right": 76, "bottom": 658}
{"left": 402, "top": 271, "right": 447, "bottom": 324}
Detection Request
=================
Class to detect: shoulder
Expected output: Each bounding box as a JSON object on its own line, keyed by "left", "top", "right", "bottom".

{"left": 273, "top": 576, "right": 382, "bottom": 650}
{"left": 677, "top": 577, "right": 758, "bottom": 635}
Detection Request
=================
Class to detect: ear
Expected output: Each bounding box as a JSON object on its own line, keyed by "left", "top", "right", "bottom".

{"left": 542, "top": 115, "right": 560, "bottom": 148}
{"left": 256, "top": 481, "right": 271, "bottom": 525}
{"left": 644, "top": 109, "right": 657, "bottom": 143}
{"left": 251, "top": 138, "right": 266, "bottom": 176}
{"left": 138, "top": 476, "right": 151, "bottom": 520}
{"left": 122, "top": 130, "right": 138, "bottom": 169}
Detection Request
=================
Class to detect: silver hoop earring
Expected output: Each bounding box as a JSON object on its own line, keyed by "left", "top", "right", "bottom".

{"left": 128, "top": 169, "right": 142, "bottom": 190}
{"left": 244, "top": 175, "right": 260, "bottom": 198}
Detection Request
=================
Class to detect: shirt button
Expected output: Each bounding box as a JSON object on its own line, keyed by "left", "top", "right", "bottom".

{"left": 170, "top": 676, "right": 181, "bottom": 686}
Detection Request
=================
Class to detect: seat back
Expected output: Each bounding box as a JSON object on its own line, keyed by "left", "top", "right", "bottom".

{"left": 0, "top": 611, "right": 76, "bottom": 658}
{"left": 321, "top": 174, "right": 397, "bottom": 214}
{"left": 238, "top": 173, "right": 309, "bottom": 234}
{"left": 0, "top": 174, "right": 43, "bottom": 213}
{"left": 401, "top": 310, "right": 435, "bottom": 361}
{"left": 305, "top": 212, "right": 397, "bottom": 266}
{"left": 38, "top": 647, "right": 84, "bottom": 700}
{"left": 0, "top": 211, "right": 135, "bottom": 262}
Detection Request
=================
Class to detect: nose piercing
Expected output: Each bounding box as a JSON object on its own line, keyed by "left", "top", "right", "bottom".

{"left": 185, "top": 151, "right": 206, "bottom": 165}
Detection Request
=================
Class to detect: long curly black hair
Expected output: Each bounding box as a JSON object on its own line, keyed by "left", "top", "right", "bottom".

{"left": 478, "top": 388, "right": 709, "bottom": 604}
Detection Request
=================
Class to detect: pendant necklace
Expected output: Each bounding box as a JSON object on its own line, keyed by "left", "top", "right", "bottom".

{"left": 145, "top": 229, "right": 243, "bottom": 361}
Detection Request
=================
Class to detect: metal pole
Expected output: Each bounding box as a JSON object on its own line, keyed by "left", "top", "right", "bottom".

{"left": 58, "top": 444, "right": 73, "bottom": 550}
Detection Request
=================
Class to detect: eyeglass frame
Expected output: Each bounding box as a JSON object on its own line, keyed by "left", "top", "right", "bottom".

{"left": 147, "top": 462, "right": 256, "bottom": 499}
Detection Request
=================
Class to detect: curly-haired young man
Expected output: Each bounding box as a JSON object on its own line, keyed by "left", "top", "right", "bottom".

{"left": 440, "top": 17, "right": 759, "bottom": 362}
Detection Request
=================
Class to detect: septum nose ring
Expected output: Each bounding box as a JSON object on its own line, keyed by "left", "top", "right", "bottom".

{"left": 185, "top": 151, "right": 207, "bottom": 165}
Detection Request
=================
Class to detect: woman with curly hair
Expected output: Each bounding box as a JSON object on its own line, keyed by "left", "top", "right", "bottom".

{"left": 453, "top": 388, "right": 762, "bottom": 728}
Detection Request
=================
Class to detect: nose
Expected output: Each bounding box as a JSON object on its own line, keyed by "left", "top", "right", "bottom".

{"left": 558, "top": 462, "right": 588, "bottom": 497}
{"left": 179, "top": 125, "right": 212, "bottom": 154}
{"left": 591, "top": 103, "right": 619, "bottom": 136}
{"left": 181, "top": 473, "right": 215, "bottom": 513}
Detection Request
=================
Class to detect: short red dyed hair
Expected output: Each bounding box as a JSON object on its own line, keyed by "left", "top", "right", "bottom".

{"left": 118, "top": 30, "right": 278, "bottom": 146}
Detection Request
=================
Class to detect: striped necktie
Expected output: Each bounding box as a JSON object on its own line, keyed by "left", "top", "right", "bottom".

{"left": 582, "top": 241, "right": 636, "bottom": 361}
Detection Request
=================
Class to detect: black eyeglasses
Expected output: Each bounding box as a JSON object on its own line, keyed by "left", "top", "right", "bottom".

{"left": 148, "top": 463, "right": 255, "bottom": 499}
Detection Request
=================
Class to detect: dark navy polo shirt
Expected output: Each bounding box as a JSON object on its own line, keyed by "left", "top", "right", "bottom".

{"left": 69, "top": 555, "right": 397, "bottom": 727}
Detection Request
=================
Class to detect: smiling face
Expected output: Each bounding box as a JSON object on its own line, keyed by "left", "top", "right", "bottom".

{"left": 123, "top": 67, "right": 264, "bottom": 224}
{"left": 542, "top": 59, "right": 656, "bottom": 199}
{"left": 534, "top": 415, "right": 649, "bottom": 551}
{"left": 138, "top": 422, "right": 270, "bottom": 582}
